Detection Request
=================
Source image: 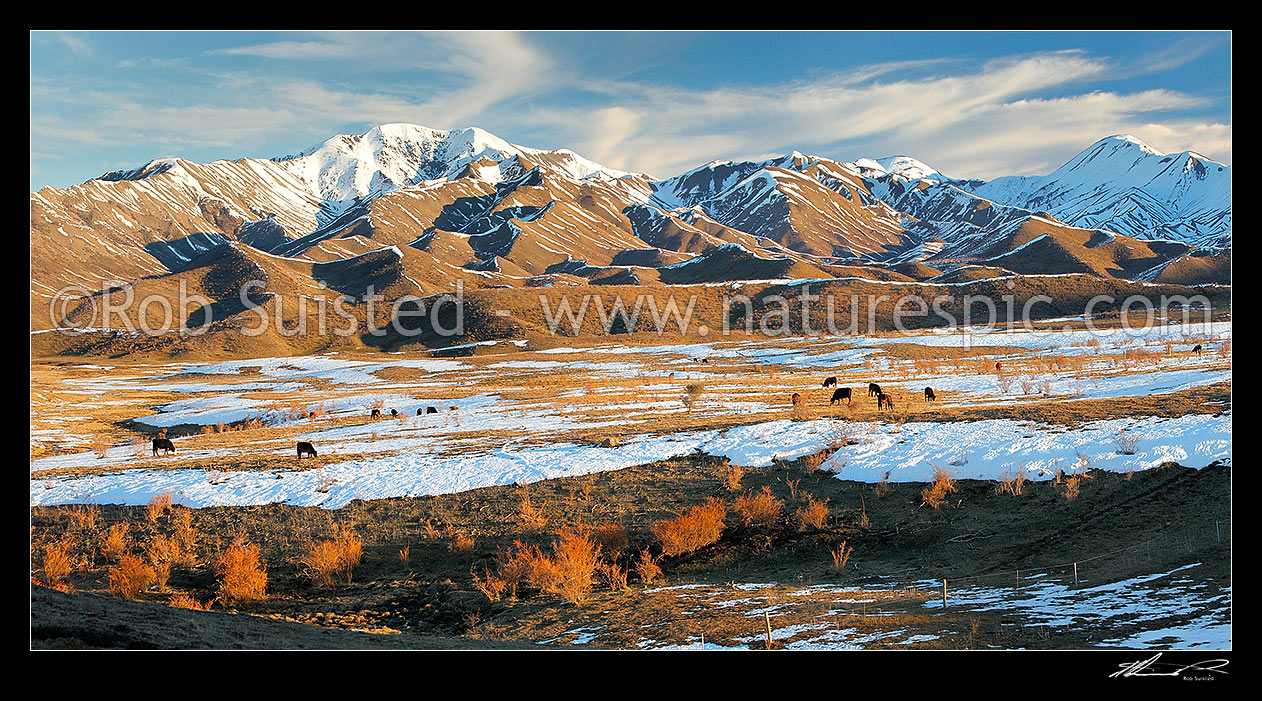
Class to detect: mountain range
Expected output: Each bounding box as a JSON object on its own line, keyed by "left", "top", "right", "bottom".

{"left": 31, "top": 124, "right": 1230, "bottom": 335}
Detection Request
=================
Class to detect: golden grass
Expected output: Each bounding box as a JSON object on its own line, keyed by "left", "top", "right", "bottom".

{"left": 40, "top": 536, "right": 76, "bottom": 587}
{"left": 831, "top": 540, "right": 854, "bottom": 571}
{"left": 300, "top": 525, "right": 364, "bottom": 586}
{"left": 652, "top": 497, "right": 727, "bottom": 557}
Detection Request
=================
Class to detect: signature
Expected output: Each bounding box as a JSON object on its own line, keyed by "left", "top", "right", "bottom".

{"left": 1110, "top": 653, "right": 1229, "bottom": 678}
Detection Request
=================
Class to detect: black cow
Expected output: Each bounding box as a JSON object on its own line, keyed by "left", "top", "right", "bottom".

{"left": 823, "top": 376, "right": 837, "bottom": 388}
{"left": 390, "top": 408, "right": 399, "bottom": 417}
{"left": 152, "top": 438, "right": 175, "bottom": 456}
{"left": 371, "top": 409, "right": 381, "bottom": 419}
{"left": 868, "top": 382, "right": 881, "bottom": 397}
{"left": 426, "top": 406, "right": 439, "bottom": 415}
{"left": 1192, "top": 344, "right": 1203, "bottom": 356}
{"left": 417, "top": 407, "right": 425, "bottom": 416}
{"left": 297, "top": 442, "right": 317, "bottom": 459}
{"left": 924, "top": 387, "right": 937, "bottom": 402}
{"left": 878, "top": 393, "right": 895, "bottom": 411}
{"left": 830, "top": 387, "right": 852, "bottom": 405}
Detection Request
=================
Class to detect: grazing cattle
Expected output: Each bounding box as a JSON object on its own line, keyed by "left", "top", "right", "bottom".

{"left": 297, "top": 441, "right": 317, "bottom": 459}
{"left": 371, "top": 409, "right": 381, "bottom": 419}
{"left": 417, "top": 407, "right": 424, "bottom": 416}
{"left": 830, "top": 387, "right": 852, "bottom": 405}
{"left": 823, "top": 376, "right": 837, "bottom": 388}
{"left": 152, "top": 438, "right": 175, "bottom": 456}
{"left": 995, "top": 362, "right": 1003, "bottom": 373}
{"left": 1192, "top": 344, "right": 1203, "bottom": 356}
{"left": 449, "top": 406, "right": 459, "bottom": 413}
{"left": 390, "top": 408, "right": 399, "bottom": 417}
{"left": 878, "top": 393, "right": 895, "bottom": 411}
{"left": 924, "top": 387, "right": 936, "bottom": 402}
{"left": 426, "top": 406, "right": 439, "bottom": 415}
{"left": 791, "top": 392, "right": 803, "bottom": 408}
{"left": 868, "top": 383, "right": 881, "bottom": 397}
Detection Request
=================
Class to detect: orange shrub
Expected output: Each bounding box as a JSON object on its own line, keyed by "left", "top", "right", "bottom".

{"left": 634, "top": 549, "right": 662, "bottom": 586}
{"left": 651, "top": 497, "right": 727, "bottom": 557}
{"left": 108, "top": 553, "right": 156, "bottom": 599}
{"left": 101, "top": 523, "right": 131, "bottom": 562}
{"left": 215, "top": 538, "right": 267, "bottom": 604}
{"left": 921, "top": 464, "right": 958, "bottom": 509}
{"left": 146, "top": 492, "right": 174, "bottom": 523}
{"left": 40, "top": 536, "right": 75, "bottom": 586}
{"left": 169, "top": 592, "right": 213, "bottom": 611}
{"left": 300, "top": 525, "right": 363, "bottom": 586}
{"left": 718, "top": 460, "right": 744, "bottom": 491}
{"left": 170, "top": 508, "right": 198, "bottom": 566}
{"left": 68, "top": 504, "right": 99, "bottom": 532}
{"left": 533, "top": 531, "right": 601, "bottom": 605}
{"left": 733, "top": 487, "right": 783, "bottom": 528}
{"left": 517, "top": 492, "right": 549, "bottom": 532}
{"left": 795, "top": 495, "right": 829, "bottom": 530}
{"left": 593, "top": 523, "right": 629, "bottom": 555}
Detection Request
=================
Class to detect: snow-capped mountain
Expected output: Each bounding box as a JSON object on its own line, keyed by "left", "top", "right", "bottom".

{"left": 972, "top": 135, "right": 1231, "bottom": 247}
{"left": 30, "top": 124, "right": 1231, "bottom": 332}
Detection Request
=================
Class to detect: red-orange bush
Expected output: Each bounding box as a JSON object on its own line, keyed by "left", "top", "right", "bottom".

{"left": 651, "top": 497, "right": 727, "bottom": 557}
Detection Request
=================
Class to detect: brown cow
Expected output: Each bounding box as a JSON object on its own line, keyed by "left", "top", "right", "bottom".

{"left": 924, "top": 387, "right": 936, "bottom": 402}
{"left": 1192, "top": 344, "right": 1203, "bottom": 356}
{"left": 878, "top": 393, "right": 895, "bottom": 411}
{"left": 297, "top": 442, "right": 317, "bottom": 459}
{"left": 152, "top": 438, "right": 175, "bottom": 456}
{"left": 371, "top": 408, "right": 381, "bottom": 419}
{"left": 823, "top": 376, "right": 837, "bottom": 388}
{"left": 868, "top": 382, "right": 881, "bottom": 397}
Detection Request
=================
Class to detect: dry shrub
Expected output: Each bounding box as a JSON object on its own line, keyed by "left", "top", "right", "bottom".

{"left": 451, "top": 531, "right": 476, "bottom": 553}
{"left": 718, "top": 460, "right": 744, "bottom": 491}
{"left": 995, "top": 467, "right": 1027, "bottom": 496}
{"left": 68, "top": 504, "right": 99, "bottom": 532}
{"left": 517, "top": 491, "right": 550, "bottom": 532}
{"left": 472, "top": 566, "right": 507, "bottom": 602}
{"left": 873, "top": 471, "right": 892, "bottom": 498}
{"left": 786, "top": 479, "right": 801, "bottom": 500}
{"left": 1062, "top": 472, "right": 1082, "bottom": 502}
{"left": 634, "top": 549, "right": 663, "bottom": 586}
{"left": 493, "top": 532, "right": 601, "bottom": 604}
{"left": 300, "top": 525, "right": 364, "bottom": 586}
{"left": 146, "top": 492, "right": 174, "bottom": 523}
{"left": 593, "top": 523, "right": 629, "bottom": 555}
{"left": 733, "top": 487, "right": 783, "bottom": 528}
{"left": 169, "top": 592, "right": 213, "bottom": 611}
{"left": 40, "top": 536, "right": 75, "bottom": 586}
{"left": 1113, "top": 428, "right": 1139, "bottom": 455}
{"left": 107, "top": 553, "right": 156, "bottom": 599}
{"left": 92, "top": 435, "right": 111, "bottom": 460}
{"left": 101, "top": 523, "right": 131, "bottom": 562}
{"left": 831, "top": 540, "right": 854, "bottom": 571}
{"left": 651, "top": 497, "right": 727, "bottom": 557}
{"left": 146, "top": 534, "right": 182, "bottom": 590}
{"left": 801, "top": 451, "right": 828, "bottom": 472}
{"left": 170, "top": 508, "right": 198, "bottom": 566}
{"left": 421, "top": 519, "right": 440, "bottom": 541}
{"left": 795, "top": 495, "right": 829, "bottom": 530}
{"left": 596, "top": 561, "right": 630, "bottom": 592}
{"left": 534, "top": 531, "right": 601, "bottom": 605}
{"left": 215, "top": 538, "right": 267, "bottom": 604}
{"left": 921, "top": 463, "right": 958, "bottom": 509}
{"left": 398, "top": 545, "right": 410, "bottom": 565}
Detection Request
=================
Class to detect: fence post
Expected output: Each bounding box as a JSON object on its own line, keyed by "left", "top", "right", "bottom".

{"left": 1216, "top": 520, "right": 1220, "bottom": 544}
{"left": 1073, "top": 562, "right": 1078, "bottom": 586}
{"left": 942, "top": 579, "right": 947, "bottom": 607}
{"left": 764, "top": 611, "right": 773, "bottom": 650}
{"left": 1015, "top": 568, "right": 1019, "bottom": 587}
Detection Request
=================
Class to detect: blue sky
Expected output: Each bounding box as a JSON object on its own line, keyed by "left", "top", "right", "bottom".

{"left": 29, "top": 30, "right": 1231, "bottom": 191}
